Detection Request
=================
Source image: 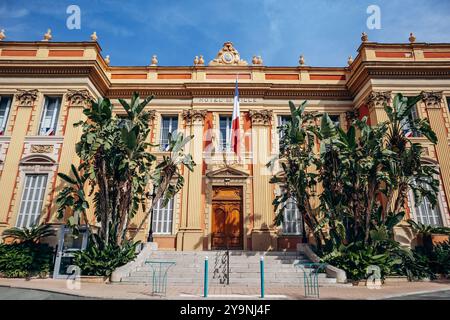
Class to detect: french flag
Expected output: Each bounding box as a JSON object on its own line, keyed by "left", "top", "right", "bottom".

{"left": 231, "top": 79, "right": 240, "bottom": 159}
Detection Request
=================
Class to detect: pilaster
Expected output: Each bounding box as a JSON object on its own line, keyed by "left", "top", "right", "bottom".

{"left": 421, "top": 91, "right": 450, "bottom": 222}
{"left": 248, "top": 109, "right": 277, "bottom": 250}
{"left": 366, "top": 91, "right": 391, "bottom": 124}
{"left": 0, "top": 89, "right": 38, "bottom": 225}
{"left": 176, "top": 109, "right": 207, "bottom": 250}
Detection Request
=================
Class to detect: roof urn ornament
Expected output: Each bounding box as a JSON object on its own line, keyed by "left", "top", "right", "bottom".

{"left": 43, "top": 29, "right": 52, "bottom": 41}
{"left": 198, "top": 55, "right": 204, "bottom": 65}
{"left": 252, "top": 55, "right": 263, "bottom": 66}
{"left": 409, "top": 32, "right": 416, "bottom": 43}
{"left": 347, "top": 55, "right": 354, "bottom": 66}
{"left": 194, "top": 56, "right": 199, "bottom": 65}
{"left": 299, "top": 54, "right": 305, "bottom": 66}
{"left": 104, "top": 55, "right": 110, "bottom": 65}
{"left": 0, "top": 29, "right": 5, "bottom": 41}
{"left": 361, "top": 32, "right": 368, "bottom": 42}
{"left": 90, "top": 31, "right": 98, "bottom": 41}
{"left": 151, "top": 55, "right": 158, "bottom": 66}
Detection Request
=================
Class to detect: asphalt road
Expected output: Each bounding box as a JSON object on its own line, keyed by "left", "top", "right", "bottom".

{"left": 0, "top": 286, "right": 449, "bottom": 300}
{"left": 388, "top": 290, "right": 450, "bottom": 300}
{"left": 0, "top": 286, "right": 93, "bottom": 300}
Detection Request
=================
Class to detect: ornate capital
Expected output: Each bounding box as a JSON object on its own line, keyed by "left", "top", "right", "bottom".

{"left": 148, "top": 110, "right": 156, "bottom": 122}
{"left": 366, "top": 91, "right": 391, "bottom": 109}
{"left": 421, "top": 91, "right": 443, "bottom": 109}
{"left": 345, "top": 110, "right": 359, "bottom": 122}
{"left": 249, "top": 110, "right": 273, "bottom": 126}
{"left": 15, "top": 89, "right": 38, "bottom": 107}
{"left": 182, "top": 109, "right": 207, "bottom": 125}
{"left": 66, "top": 89, "right": 94, "bottom": 106}
{"left": 209, "top": 42, "right": 248, "bottom": 66}
{"left": 30, "top": 145, "right": 54, "bottom": 154}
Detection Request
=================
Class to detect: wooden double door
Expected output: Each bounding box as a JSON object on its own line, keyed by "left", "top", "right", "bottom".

{"left": 211, "top": 187, "right": 243, "bottom": 250}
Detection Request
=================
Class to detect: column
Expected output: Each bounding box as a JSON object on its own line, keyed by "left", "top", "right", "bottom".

{"left": 249, "top": 109, "right": 277, "bottom": 250}
{"left": 176, "top": 109, "right": 207, "bottom": 250}
{"left": 0, "top": 90, "right": 38, "bottom": 231}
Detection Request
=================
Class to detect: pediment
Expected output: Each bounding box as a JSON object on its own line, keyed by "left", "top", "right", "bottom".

{"left": 20, "top": 154, "right": 56, "bottom": 166}
{"left": 206, "top": 165, "right": 249, "bottom": 179}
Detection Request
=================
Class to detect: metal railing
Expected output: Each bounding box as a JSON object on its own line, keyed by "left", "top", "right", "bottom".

{"left": 145, "top": 260, "right": 176, "bottom": 295}
{"left": 295, "top": 262, "right": 327, "bottom": 298}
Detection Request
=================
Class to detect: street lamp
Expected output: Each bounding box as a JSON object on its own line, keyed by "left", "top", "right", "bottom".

{"left": 147, "top": 186, "right": 157, "bottom": 243}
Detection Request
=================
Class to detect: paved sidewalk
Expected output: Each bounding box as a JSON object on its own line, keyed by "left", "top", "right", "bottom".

{"left": 0, "top": 278, "right": 449, "bottom": 300}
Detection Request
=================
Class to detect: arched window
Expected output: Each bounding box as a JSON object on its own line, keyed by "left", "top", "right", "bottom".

{"left": 15, "top": 154, "right": 56, "bottom": 228}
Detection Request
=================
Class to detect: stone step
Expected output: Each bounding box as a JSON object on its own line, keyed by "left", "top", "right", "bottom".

{"left": 148, "top": 251, "right": 300, "bottom": 255}
{"left": 137, "top": 261, "right": 311, "bottom": 270}
{"left": 122, "top": 277, "right": 336, "bottom": 286}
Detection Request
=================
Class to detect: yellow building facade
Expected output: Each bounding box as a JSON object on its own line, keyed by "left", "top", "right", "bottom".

{"left": 0, "top": 36, "right": 449, "bottom": 251}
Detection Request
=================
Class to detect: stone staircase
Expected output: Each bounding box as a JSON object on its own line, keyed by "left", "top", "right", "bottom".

{"left": 113, "top": 250, "right": 339, "bottom": 287}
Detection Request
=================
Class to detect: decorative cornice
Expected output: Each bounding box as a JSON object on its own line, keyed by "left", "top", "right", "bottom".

{"left": 66, "top": 89, "right": 94, "bottom": 106}
{"left": 15, "top": 89, "right": 38, "bottom": 107}
{"left": 366, "top": 91, "right": 391, "bottom": 109}
{"left": 182, "top": 109, "right": 207, "bottom": 125}
{"left": 421, "top": 91, "right": 443, "bottom": 109}
{"left": 248, "top": 110, "right": 273, "bottom": 126}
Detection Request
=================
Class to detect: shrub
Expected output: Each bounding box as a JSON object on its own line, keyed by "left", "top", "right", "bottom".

{"left": 431, "top": 241, "right": 450, "bottom": 276}
{"left": 0, "top": 243, "right": 54, "bottom": 278}
{"left": 321, "top": 241, "right": 402, "bottom": 281}
{"left": 74, "top": 240, "right": 139, "bottom": 277}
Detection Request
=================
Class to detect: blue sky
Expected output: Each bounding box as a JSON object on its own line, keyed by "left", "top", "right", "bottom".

{"left": 1, "top": 0, "right": 450, "bottom": 67}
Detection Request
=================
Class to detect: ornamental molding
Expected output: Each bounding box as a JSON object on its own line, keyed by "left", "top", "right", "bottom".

{"left": 366, "top": 91, "right": 391, "bottom": 109}
{"left": 421, "top": 91, "right": 443, "bottom": 109}
{"left": 66, "top": 89, "right": 94, "bottom": 106}
{"left": 30, "top": 144, "right": 54, "bottom": 154}
{"left": 15, "top": 89, "right": 39, "bottom": 107}
{"left": 182, "top": 109, "right": 207, "bottom": 125}
{"left": 209, "top": 42, "right": 248, "bottom": 66}
{"left": 248, "top": 110, "right": 273, "bottom": 126}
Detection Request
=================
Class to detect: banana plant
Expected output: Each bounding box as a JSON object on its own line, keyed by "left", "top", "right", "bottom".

{"left": 132, "top": 131, "right": 195, "bottom": 240}
{"left": 57, "top": 92, "right": 195, "bottom": 248}
{"left": 2, "top": 224, "right": 55, "bottom": 244}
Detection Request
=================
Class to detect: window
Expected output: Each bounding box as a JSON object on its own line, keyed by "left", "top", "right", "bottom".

{"left": 411, "top": 196, "right": 443, "bottom": 227}
{"left": 402, "top": 102, "right": 421, "bottom": 137}
{"left": 219, "top": 115, "right": 232, "bottom": 152}
{"left": 409, "top": 175, "right": 443, "bottom": 227}
{"left": 282, "top": 197, "right": 303, "bottom": 235}
{"left": 278, "top": 115, "right": 290, "bottom": 138}
{"left": 329, "top": 115, "right": 340, "bottom": 128}
{"left": 447, "top": 97, "right": 450, "bottom": 114}
{"left": 39, "top": 96, "right": 61, "bottom": 136}
{"left": 0, "top": 96, "right": 12, "bottom": 135}
{"left": 160, "top": 116, "right": 178, "bottom": 151}
{"left": 152, "top": 198, "right": 174, "bottom": 234}
{"left": 16, "top": 174, "right": 48, "bottom": 228}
